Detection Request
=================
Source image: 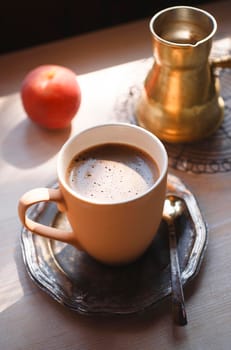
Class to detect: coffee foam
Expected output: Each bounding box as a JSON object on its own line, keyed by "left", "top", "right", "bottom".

{"left": 67, "top": 143, "right": 159, "bottom": 203}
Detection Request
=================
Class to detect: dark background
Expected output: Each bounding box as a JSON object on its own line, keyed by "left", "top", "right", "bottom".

{"left": 0, "top": 0, "right": 216, "bottom": 54}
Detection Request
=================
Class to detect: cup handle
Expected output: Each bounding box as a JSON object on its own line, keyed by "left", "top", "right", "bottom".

{"left": 18, "top": 187, "right": 82, "bottom": 249}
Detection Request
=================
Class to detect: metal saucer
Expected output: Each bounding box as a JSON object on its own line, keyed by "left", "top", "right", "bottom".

{"left": 20, "top": 174, "right": 207, "bottom": 315}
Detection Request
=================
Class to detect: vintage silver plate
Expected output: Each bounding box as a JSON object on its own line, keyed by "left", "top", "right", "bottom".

{"left": 20, "top": 174, "right": 207, "bottom": 315}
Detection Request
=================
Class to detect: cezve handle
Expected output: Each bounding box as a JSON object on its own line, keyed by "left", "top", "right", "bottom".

{"left": 211, "top": 55, "right": 231, "bottom": 69}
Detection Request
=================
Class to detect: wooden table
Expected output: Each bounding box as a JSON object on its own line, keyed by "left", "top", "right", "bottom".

{"left": 0, "top": 1, "right": 231, "bottom": 349}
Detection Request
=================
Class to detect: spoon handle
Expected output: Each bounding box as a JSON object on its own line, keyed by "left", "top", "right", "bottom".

{"left": 168, "top": 221, "right": 188, "bottom": 326}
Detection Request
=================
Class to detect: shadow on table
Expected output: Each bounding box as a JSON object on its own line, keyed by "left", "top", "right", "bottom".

{"left": 1, "top": 118, "right": 71, "bottom": 169}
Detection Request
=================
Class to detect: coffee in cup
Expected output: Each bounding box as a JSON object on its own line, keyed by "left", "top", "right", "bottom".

{"left": 66, "top": 143, "right": 159, "bottom": 203}
{"left": 18, "top": 123, "right": 168, "bottom": 265}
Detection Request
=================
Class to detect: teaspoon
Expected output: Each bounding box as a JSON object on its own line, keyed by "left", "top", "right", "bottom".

{"left": 163, "top": 195, "right": 188, "bottom": 326}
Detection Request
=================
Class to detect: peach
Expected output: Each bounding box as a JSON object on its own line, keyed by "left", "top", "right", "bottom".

{"left": 21, "top": 65, "right": 81, "bottom": 129}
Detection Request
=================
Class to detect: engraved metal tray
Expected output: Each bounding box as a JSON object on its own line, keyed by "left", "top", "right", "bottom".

{"left": 20, "top": 174, "right": 207, "bottom": 315}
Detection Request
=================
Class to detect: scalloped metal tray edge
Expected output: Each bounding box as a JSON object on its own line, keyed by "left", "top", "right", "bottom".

{"left": 20, "top": 174, "right": 208, "bottom": 315}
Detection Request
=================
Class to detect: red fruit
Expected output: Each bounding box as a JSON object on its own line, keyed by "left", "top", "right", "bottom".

{"left": 21, "top": 64, "right": 81, "bottom": 129}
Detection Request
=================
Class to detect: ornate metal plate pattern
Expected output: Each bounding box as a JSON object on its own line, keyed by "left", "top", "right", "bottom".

{"left": 20, "top": 174, "right": 207, "bottom": 315}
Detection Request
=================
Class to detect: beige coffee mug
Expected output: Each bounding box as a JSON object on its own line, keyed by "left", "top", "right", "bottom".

{"left": 18, "top": 123, "right": 168, "bottom": 265}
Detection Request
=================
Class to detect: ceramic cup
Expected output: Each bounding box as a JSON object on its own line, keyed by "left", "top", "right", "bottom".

{"left": 18, "top": 123, "right": 168, "bottom": 265}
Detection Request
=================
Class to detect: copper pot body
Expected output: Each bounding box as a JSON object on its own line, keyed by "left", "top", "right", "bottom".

{"left": 136, "top": 6, "right": 231, "bottom": 143}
